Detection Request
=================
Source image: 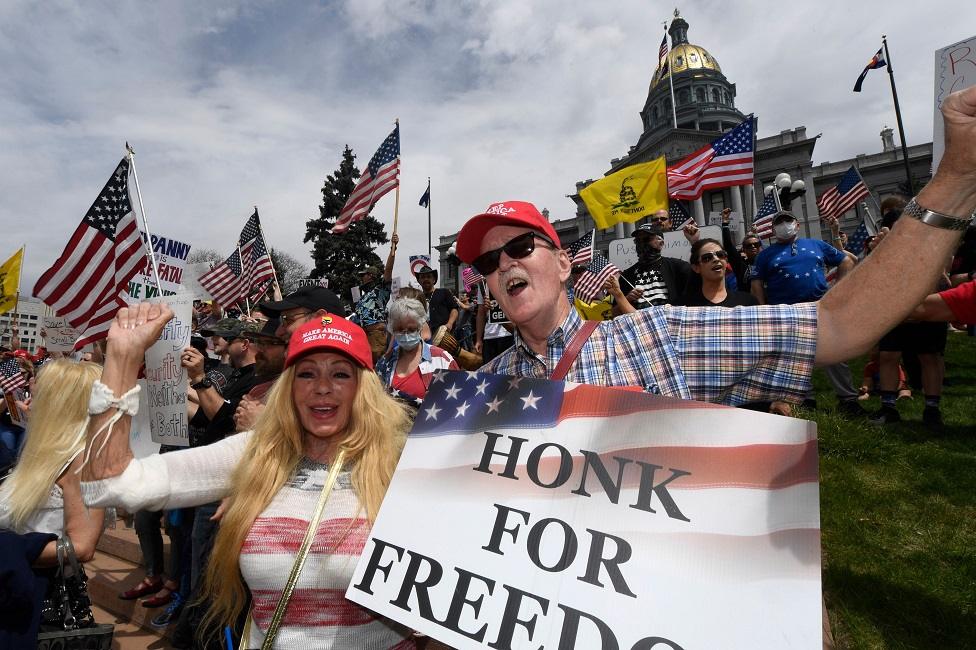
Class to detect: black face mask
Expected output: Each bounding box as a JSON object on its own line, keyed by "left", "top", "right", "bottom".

{"left": 636, "top": 240, "right": 662, "bottom": 263}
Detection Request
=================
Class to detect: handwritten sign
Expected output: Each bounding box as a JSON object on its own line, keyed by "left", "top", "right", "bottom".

{"left": 128, "top": 232, "right": 192, "bottom": 300}
{"left": 934, "top": 36, "right": 976, "bottom": 172}
{"left": 40, "top": 316, "right": 82, "bottom": 352}
{"left": 145, "top": 293, "right": 193, "bottom": 446}
{"left": 608, "top": 225, "right": 722, "bottom": 269}
{"left": 348, "top": 373, "right": 822, "bottom": 649}
{"left": 297, "top": 277, "right": 330, "bottom": 289}
{"left": 707, "top": 210, "right": 740, "bottom": 231}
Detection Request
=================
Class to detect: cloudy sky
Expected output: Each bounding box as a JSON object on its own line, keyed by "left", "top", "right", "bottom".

{"left": 3, "top": 0, "right": 973, "bottom": 291}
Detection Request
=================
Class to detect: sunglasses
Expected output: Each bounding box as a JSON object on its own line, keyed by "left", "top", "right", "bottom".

{"left": 742, "top": 242, "right": 761, "bottom": 249}
{"left": 472, "top": 232, "right": 556, "bottom": 276}
{"left": 696, "top": 250, "right": 728, "bottom": 263}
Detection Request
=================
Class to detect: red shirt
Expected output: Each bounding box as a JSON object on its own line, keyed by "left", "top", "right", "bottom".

{"left": 940, "top": 280, "right": 976, "bottom": 324}
{"left": 391, "top": 367, "right": 428, "bottom": 401}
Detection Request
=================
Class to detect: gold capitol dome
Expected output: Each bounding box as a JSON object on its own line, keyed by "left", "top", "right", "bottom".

{"left": 650, "top": 11, "right": 722, "bottom": 90}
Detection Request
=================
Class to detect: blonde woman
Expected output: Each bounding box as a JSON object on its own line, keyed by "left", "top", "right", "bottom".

{"left": 0, "top": 359, "right": 105, "bottom": 566}
{"left": 82, "top": 303, "right": 416, "bottom": 648}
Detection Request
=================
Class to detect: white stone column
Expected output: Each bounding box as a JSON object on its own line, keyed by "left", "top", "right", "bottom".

{"left": 693, "top": 198, "right": 706, "bottom": 225}
{"left": 802, "top": 169, "right": 821, "bottom": 240}
{"left": 615, "top": 222, "right": 626, "bottom": 240}
{"left": 730, "top": 186, "right": 745, "bottom": 245}
{"left": 624, "top": 221, "right": 635, "bottom": 237}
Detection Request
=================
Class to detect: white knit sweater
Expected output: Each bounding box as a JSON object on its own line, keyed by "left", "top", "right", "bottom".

{"left": 82, "top": 433, "right": 415, "bottom": 649}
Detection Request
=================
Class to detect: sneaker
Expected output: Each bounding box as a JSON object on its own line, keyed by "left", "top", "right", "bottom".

{"left": 837, "top": 400, "right": 867, "bottom": 418}
{"left": 869, "top": 406, "right": 901, "bottom": 425}
{"left": 922, "top": 406, "right": 944, "bottom": 427}
{"left": 151, "top": 592, "right": 183, "bottom": 627}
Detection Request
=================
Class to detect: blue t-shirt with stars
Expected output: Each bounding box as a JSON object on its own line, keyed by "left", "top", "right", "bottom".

{"left": 753, "top": 238, "right": 846, "bottom": 304}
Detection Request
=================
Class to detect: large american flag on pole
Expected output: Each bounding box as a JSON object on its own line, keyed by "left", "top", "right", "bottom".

{"left": 816, "top": 165, "right": 870, "bottom": 221}
{"left": 667, "top": 118, "right": 754, "bottom": 200}
{"left": 33, "top": 157, "right": 147, "bottom": 348}
{"left": 198, "top": 211, "right": 275, "bottom": 305}
{"left": 574, "top": 250, "right": 620, "bottom": 303}
{"left": 333, "top": 126, "right": 400, "bottom": 234}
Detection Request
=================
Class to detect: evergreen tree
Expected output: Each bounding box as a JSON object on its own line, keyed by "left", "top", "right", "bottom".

{"left": 304, "top": 145, "right": 389, "bottom": 302}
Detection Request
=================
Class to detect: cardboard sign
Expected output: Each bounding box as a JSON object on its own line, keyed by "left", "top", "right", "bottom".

{"left": 608, "top": 225, "right": 722, "bottom": 269}
{"left": 348, "top": 372, "right": 822, "bottom": 649}
{"left": 145, "top": 293, "right": 194, "bottom": 446}
{"left": 41, "top": 316, "right": 82, "bottom": 352}
{"left": 707, "top": 210, "right": 740, "bottom": 231}
{"left": 351, "top": 286, "right": 362, "bottom": 304}
{"left": 484, "top": 288, "right": 510, "bottom": 324}
{"left": 127, "top": 232, "right": 192, "bottom": 300}
{"left": 934, "top": 36, "right": 976, "bottom": 173}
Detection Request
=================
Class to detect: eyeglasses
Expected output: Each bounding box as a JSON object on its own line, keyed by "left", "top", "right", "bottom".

{"left": 742, "top": 242, "right": 761, "bottom": 250}
{"left": 472, "top": 232, "right": 555, "bottom": 276}
{"left": 696, "top": 250, "right": 728, "bottom": 263}
{"left": 280, "top": 311, "right": 313, "bottom": 326}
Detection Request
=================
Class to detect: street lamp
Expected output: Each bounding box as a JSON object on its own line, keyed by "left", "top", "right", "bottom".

{"left": 765, "top": 172, "right": 808, "bottom": 236}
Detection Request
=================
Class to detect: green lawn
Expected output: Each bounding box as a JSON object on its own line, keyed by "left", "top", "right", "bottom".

{"left": 805, "top": 331, "right": 976, "bottom": 649}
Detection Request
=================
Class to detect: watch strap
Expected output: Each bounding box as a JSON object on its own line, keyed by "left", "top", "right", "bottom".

{"left": 903, "top": 198, "right": 974, "bottom": 232}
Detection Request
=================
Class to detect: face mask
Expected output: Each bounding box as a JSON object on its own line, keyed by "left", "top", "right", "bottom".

{"left": 395, "top": 331, "right": 423, "bottom": 350}
{"left": 773, "top": 222, "right": 798, "bottom": 241}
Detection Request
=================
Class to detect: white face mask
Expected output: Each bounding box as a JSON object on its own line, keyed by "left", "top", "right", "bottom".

{"left": 773, "top": 221, "right": 798, "bottom": 241}
{"left": 395, "top": 331, "right": 423, "bottom": 350}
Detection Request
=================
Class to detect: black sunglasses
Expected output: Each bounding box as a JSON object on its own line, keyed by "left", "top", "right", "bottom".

{"left": 743, "top": 241, "right": 762, "bottom": 249}
{"left": 472, "top": 232, "right": 556, "bottom": 275}
{"left": 696, "top": 250, "right": 728, "bottom": 263}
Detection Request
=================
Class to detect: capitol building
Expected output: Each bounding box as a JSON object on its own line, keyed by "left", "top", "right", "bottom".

{"left": 437, "top": 11, "right": 933, "bottom": 289}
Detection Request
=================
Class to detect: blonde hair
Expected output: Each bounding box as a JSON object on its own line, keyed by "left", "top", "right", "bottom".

{"left": 200, "top": 365, "right": 411, "bottom": 637}
{"left": 1, "top": 359, "right": 101, "bottom": 531}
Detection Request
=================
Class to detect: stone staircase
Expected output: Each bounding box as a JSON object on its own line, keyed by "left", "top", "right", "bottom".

{"left": 87, "top": 524, "right": 172, "bottom": 648}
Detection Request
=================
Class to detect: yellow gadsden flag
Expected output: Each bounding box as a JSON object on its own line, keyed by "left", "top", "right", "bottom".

{"left": 0, "top": 248, "right": 23, "bottom": 315}
{"left": 579, "top": 157, "right": 668, "bottom": 230}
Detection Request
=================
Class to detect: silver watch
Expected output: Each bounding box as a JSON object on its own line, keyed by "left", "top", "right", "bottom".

{"left": 903, "top": 198, "right": 974, "bottom": 231}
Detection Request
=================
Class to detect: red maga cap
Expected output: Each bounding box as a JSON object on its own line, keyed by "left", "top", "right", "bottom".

{"left": 285, "top": 315, "right": 373, "bottom": 370}
{"left": 455, "top": 201, "right": 561, "bottom": 264}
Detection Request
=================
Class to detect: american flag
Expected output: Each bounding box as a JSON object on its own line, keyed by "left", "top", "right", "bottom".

{"left": 846, "top": 210, "right": 878, "bottom": 256}
{"left": 667, "top": 117, "right": 754, "bottom": 200}
{"left": 333, "top": 126, "right": 400, "bottom": 234}
{"left": 752, "top": 192, "right": 778, "bottom": 239}
{"left": 33, "top": 157, "right": 147, "bottom": 349}
{"left": 0, "top": 357, "right": 27, "bottom": 393}
{"left": 817, "top": 166, "right": 870, "bottom": 221}
{"left": 573, "top": 250, "right": 620, "bottom": 303}
{"left": 199, "top": 211, "right": 275, "bottom": 305}
{"left": 658, "top": 31, "right": 669, "bottom": 64}
{"left": 409, "top": 255, "right": 431, "bottom": 276}
{"left": 669, "top": 201, "right": 694, "bottom": 231}
{"left": 565, "top": 230, "right": 594, "bottom": 266}
{"left": 461, "top": 266, "right": 483, "bottom": 293}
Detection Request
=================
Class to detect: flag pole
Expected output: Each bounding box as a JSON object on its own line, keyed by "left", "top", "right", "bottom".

{"left": 125, "top": 143, "right": 164, "bottom": 293}
{"left": 427, "top": 176, "right": 432, "bottom": 257}
{"left": 664, "top": 22, "right": 677, "bottom": 129}
{"left": 391, "top": 119, "right": 401, "bottom": 237}
{"left": 881, "top": 35, "right": 914, "bottom": 192}
{"left": 254, "top": 206, "right": 283, "bottom": 299}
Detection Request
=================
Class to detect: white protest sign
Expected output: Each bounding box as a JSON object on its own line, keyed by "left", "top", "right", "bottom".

{"left": 608, "top": 225, "right": 722, "bottom": 268}
{"left": 390, "top": 276, "right": 402, "bottom": 296}
{"left": 351, "top": 286, "right": 362, "bottom": 304}
{"left": 128, "top": 232, "right": 192, "bottom": 301}
{"left": 707, "top": 210, "right": 740, "bottom": 231}
{"left": 348, "top": 372, "right": 822, "bottom": 649}
{"left": 40, "top": 316, "right": 82, "bottom": 352}
{"left": 183, "top": 262, "right": 214, "bottom": 300}
{"left": 297, "top": 277, "right": 330, "bottom": 289}
{"left": 934, "top": 36, "right": 976, "bottom": 173}
{"left": 145, "top": 293, "right": 193, "bottom": 446}
{"left": 129, "top": 379, "right": 161, "bottom": 458}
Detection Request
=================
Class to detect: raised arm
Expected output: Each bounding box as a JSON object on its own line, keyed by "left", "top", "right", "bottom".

{"left": 815, "top": 86, "right": 976, "bottom": 365}
{"left": 384, "top": 232, "right": 398, "bottom": 283}
{"left": 81, "top": 302, "right": 174, "bottom": 481}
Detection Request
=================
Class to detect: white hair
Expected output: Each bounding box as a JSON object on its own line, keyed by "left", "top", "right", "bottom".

{"left": 387, "top": 297, "right": 428, "bottom": 332}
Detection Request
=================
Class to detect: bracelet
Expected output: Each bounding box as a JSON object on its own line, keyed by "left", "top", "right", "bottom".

{"left": 903, "top": 198, "right": 974, "bottom": 232}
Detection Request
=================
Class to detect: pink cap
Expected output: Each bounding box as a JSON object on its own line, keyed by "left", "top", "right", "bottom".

{"left": 455, "top": 201, "right": 561, "bottom": 264}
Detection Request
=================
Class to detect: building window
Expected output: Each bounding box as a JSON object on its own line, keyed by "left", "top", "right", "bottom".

{"left": 724, "top": 91, "right": 731, "bottom": 105}
{"left": 664, "top": 98, "right": 672, "bottom": 113}
{"left": 695, "top": 88, "right": 705, "bottom": 103}
{"left": 712, "top": 88, "right": 721, "bottom": 103}
{"left": 651, "top": 106, "right": 659, "bottom": 122}
{"left": 678, "top": 89, "right": 689, "bottom": 105}
{"left": 29, "top": 315, "right": 37, "bottom": 320}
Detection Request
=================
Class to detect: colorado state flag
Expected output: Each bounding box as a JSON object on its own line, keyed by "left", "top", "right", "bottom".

{"left": 853, "top": 47, "right": 887, "bottom": 92}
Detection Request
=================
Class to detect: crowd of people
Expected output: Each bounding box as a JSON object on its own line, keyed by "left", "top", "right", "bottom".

{"left": 0, "top": 86, "right": 974, "bottom": 649}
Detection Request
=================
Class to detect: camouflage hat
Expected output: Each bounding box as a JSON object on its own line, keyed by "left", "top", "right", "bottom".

{"left": 358, "top": 265, "right": 382, "bottom": 277}
{"left": 199, "top": 318, "right": 261, "bottom": 339}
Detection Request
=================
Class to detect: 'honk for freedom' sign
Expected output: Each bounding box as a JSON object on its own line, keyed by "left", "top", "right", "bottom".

{"left": 348, "top": 372, "right": 822, "bottom": 649}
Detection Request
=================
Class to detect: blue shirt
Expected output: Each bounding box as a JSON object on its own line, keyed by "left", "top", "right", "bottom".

{"left": 752, "top": 238, "right": 846, "bottom": 304}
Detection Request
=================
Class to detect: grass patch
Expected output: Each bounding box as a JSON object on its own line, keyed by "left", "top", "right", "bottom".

{"left": 806, "top": 331, "right": 976, "bottom": 648}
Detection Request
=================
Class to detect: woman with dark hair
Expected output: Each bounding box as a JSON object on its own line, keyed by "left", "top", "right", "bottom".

{"left": 681, "top": 238, "right": 758, "bottom": 308}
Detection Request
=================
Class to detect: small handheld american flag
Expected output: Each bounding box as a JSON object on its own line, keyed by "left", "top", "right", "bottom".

{"left": 0, "top": 357, "right": 27, "bottom": 394}
{"left": 565, "top": 230, "right": 594, "bottom": 266}
{"left": 573, "top": 251, "right": 621, "bottom": 303}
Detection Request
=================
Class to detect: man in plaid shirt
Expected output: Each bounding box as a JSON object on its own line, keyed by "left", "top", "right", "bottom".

{"left": 454, "top": 83, "right": 976, "bottom": 407}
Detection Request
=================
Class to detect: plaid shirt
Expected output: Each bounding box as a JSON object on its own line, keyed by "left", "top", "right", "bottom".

{"left": 482, "top": 304, "right": 818, "bottom": 406}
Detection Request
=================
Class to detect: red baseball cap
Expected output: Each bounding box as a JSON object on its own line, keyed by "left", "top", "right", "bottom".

{"left": 455, "top": 200, "right": 561, "bottom": 264}
{"left": 285, "top": 315, "right": 373, "bottom": 370}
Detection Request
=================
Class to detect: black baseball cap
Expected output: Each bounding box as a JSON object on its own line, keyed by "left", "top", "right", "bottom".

{"left": 633, "top": 223, "right": 665, "bottom": 238}
{"left": 772, "top": 211, "right": 797, "bottom": 224}
{"left": 260, "top": 285, "right": 343, "bottom": 316}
